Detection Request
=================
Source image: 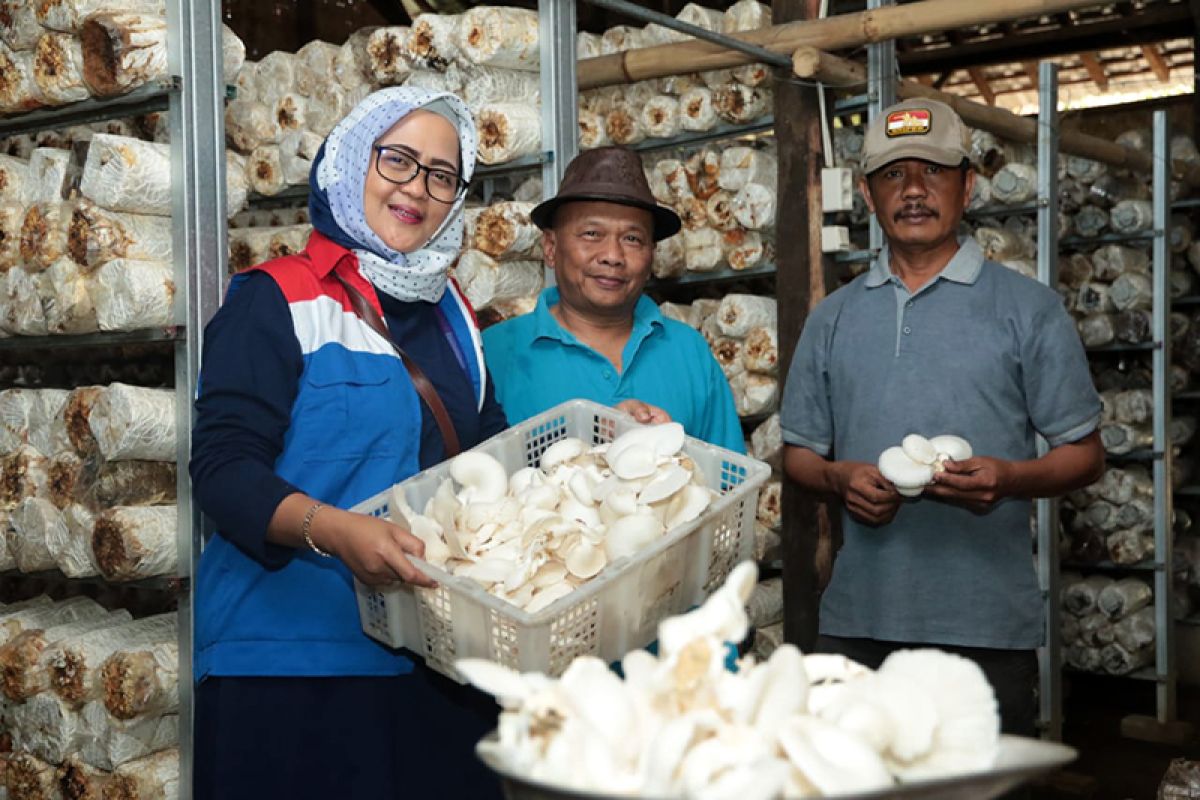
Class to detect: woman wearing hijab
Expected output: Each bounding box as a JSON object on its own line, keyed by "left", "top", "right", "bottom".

{"left": 190, "top": 87, "right": 507, "bottom": 799}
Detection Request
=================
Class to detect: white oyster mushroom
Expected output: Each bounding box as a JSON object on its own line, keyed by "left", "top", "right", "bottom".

{"left": 559, "top": 496, "right": 602, "bottom": 529}
{"left": 930, "top": 434, "right": 973, "bottom": 468}
{"left": 647, "top": 422, "right": 686, "bottom": 458}
{"left": 665, "top": 484, "right": 713, "bottom": 529}
{"left": 680, "top": 724, "right": 774, "bottom": 796}
{"left": 518, "top": 483, "right": 560, "bottom": 511}
{"left": 809, "top": 668, "right": 938, "bottom": 763}
{"left": 599, "top": 487, "right": 639, "bottom": 525}
{"left": 876, "top": 649, "right": 1000, "bottom": 780}
{"left": 451, "top": 451, "right": 509, "bottom": 503}
{"left": 609, "top": 442, "right": 658, "bottom": 480}
{"left": 567, "top": 469, "right": 598, "bottom": 506}
{"left": 539, "top": 436, "right": 588, "bottom": 470}
{"left": 389, "top": 486, "right": 452, "bottom": 567}
{"left": 465, "top": 560, "right": 1004, "bottom": 796}
{"left": 638, "top": 463, "right": 691, "bottom": 504}
{"left": 564, "top": 534, "right": 607, "bottom": 579}
{"left": 455, "top": 556, "right": 514, "bottom": 585}
{"left": 425, "top": 478, "right": 462, "bottom": 534}
{"left": 640, "top": 712, "right": 705, "bottom": 795}
{"left": 461, "top": 497, "right": 519, "bottom": 532}
{"left": 901, "top": 433, "right": 938, "bottom": 465}
{"left": 508, "top": 466, "right": 545, "bottom": 494}
{"left": 559, "top": 656, "right": 641, "bottom": 761}
{"left": 529, "top": 560, "right": 568, "bottom": 589}
{"left": 456, "top": 659, "right": 542, "bottom": 708}
{"left": 877, "top": 445, "right": 934, "bottom": 496}
{"left": 525, "top": 581, "right": 576, "bottom": 613}
{"left": 802, "top": 652, "right": 872, "bottom": 685}
{"left": 659, "top": 561, "right": 756, "bottom": 656}
{"left": 748, "top": 644, "right": 809, "bottom": 738}
{"left": 777, "top": 714, "right": 895, "bottom": 795}
{"left": 604, "top": 513, "right": 665, "bottom": 561}
{"left": 699, "top": 759, "right": 792, "bottom": 800}
{"left": 505, "top": 581, "right": 536, "bottom": 609}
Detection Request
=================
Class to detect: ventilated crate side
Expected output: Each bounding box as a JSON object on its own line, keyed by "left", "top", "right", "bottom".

{"left": 354, "top": 399, "right": 768, "bottom": 681}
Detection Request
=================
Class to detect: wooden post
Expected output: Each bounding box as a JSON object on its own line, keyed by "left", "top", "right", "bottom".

{"left": 775, "top": 0, "right": 833, "bottom": 653}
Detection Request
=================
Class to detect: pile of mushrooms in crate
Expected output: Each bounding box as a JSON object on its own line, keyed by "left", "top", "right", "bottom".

{"left": 393, "top": 422, "right": 716, "bottom": 613}
{"left": 464, "top": 561, "right": 1001, "bottom": 798}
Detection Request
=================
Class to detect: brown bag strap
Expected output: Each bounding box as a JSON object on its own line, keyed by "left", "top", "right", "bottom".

{"left": 333, "top": 272, "right": 462, "bottom": 458}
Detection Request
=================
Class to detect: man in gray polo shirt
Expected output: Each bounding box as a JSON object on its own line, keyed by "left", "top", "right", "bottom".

{"left": 781, "top": 98, "right": 1104, "bottom": 736}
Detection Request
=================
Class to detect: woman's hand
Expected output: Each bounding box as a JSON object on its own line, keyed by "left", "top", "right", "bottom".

{"left": 269, "top": 494, "right": 437, "bottom": 588}
{"left": 310, "top": 507, "right": 438, "bottom": 587}
{"left": 616, "top": 399, "right": 671, "bottom": 424}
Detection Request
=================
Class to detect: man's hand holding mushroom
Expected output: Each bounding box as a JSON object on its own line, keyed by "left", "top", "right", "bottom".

{"left": 926, "top": 456, "right": 1016, "bottom": 513}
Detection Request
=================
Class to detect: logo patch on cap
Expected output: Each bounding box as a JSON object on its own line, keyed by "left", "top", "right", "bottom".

{"left": 885, "top": 109, "right": 931, "bottom": 138}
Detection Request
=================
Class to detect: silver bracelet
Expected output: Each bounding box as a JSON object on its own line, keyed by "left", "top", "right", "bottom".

{"left": 301, "top": 502, "right": 331, "bottom": 557}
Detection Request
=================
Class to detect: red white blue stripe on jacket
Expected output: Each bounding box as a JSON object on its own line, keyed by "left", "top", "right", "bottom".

{"left": 195, "top": 232, "right": 485, "bottom": 680}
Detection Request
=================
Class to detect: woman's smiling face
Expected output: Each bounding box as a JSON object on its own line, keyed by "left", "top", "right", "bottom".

{"left": 362, "top": 109, "right": 461, "bottom": 253}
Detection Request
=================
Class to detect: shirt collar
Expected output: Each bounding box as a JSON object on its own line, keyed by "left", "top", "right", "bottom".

{"left": 304, "top": 230, "right": 358, "bottom": 278}
{"left": 865, "top": 236, "right": 985, "bottom": 288}
{"left": 531, "top": 287, "right": 664, "bottom": 343}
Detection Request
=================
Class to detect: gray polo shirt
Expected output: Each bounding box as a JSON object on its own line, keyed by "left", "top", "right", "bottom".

{"left": 781, "top": 238, "right": 1101, "bottom": 649}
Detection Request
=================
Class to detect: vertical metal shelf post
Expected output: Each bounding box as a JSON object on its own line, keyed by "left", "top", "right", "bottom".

{"left": 166, "top": 0, "right": 228, "bottom": 793}
{"left": 1151, "top": 109, "right": 1176, "bottom": 724}
{"left": 537, "top": 0, "right": 577, "bottom": 288}
{"left": 1034, "top": 60, "right": 1062, "bottom": 741}
{"left": 866, "top": 0, "right": 896, "bottom": 259}
{"left": 539, "top": 0, "right": 577, "bottom": 195}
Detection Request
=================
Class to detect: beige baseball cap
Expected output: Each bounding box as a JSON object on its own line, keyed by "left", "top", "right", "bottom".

{"left": 861, "top": 98, "right": 972, "bottom": 175}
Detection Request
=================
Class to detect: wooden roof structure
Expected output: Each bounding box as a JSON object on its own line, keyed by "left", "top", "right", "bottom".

{"left": 226, "top": 0, "right": 1194, "bottom": 115}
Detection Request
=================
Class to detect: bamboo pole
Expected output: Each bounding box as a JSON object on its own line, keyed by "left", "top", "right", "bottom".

{"left": 578, "top": 0, "right": 1102, "bottom": 89}
{"left": 791, "top": 45, "right": 1200, "bottom": 186}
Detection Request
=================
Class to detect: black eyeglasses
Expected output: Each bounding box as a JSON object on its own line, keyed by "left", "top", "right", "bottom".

{"left": 372, "top": 145, "right": 467, "bottom": 204}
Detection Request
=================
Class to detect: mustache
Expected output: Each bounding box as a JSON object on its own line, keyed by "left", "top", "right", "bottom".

{"left": 894, "top": 204, "right": 938, "bottom": 221}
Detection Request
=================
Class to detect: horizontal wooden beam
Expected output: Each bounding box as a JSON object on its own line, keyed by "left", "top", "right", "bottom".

{"left": 791, "top": 45, "right": 1200, "bottom": 187}
{"left": 897, "top": 3, "right": 1189, "bottom": 74}
{"left": 577, "top": 0, "right": 1103, "bottom": 88}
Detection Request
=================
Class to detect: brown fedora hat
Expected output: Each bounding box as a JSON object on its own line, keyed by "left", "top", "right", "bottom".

{"left": 530, "top": 146, "right": 682, "bottom": 241}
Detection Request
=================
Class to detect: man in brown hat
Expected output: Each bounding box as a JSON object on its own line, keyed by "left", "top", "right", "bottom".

{"left": 482, "top": 146, "right": 744, "bottom": 452}
{"left": 780, "top": 98, "right": 1104, "bottom": 736}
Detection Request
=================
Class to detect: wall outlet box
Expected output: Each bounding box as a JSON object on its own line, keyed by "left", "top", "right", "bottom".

{"left": 821, "top": 225, "right": 851, "bottom": 253}
{"left": 821, "top": 166, "right": 855, "bottom": 213}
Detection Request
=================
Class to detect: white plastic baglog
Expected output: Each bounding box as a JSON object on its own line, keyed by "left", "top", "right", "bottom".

{"left": 355, "top": 399, "right": 770, "bottom": 682}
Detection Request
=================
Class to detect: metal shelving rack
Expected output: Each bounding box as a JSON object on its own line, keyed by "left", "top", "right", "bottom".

{"left": 0, "top": 3, "right": 226, "bottom": 796}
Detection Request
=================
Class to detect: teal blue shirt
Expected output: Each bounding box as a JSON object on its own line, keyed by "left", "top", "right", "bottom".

{"left": 483, "top": 288, "right": 745, "bottom": 453}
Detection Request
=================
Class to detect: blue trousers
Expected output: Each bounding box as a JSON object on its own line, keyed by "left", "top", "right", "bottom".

{"left": 195, "top": 664, "right": 503, "bottom": 799}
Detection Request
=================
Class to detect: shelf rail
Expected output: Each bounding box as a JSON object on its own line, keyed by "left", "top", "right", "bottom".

{"left": 1035, "top": 61, "right": 1062, "bottom": 742}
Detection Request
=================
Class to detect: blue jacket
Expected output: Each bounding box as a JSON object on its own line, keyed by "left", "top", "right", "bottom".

{"left": 193, "top": 233, "right": 491, "bottom": 679}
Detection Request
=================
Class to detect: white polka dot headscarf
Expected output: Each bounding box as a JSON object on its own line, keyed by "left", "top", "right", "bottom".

{"left": 310, "top": 86, "right": 478, "bottom": 304}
